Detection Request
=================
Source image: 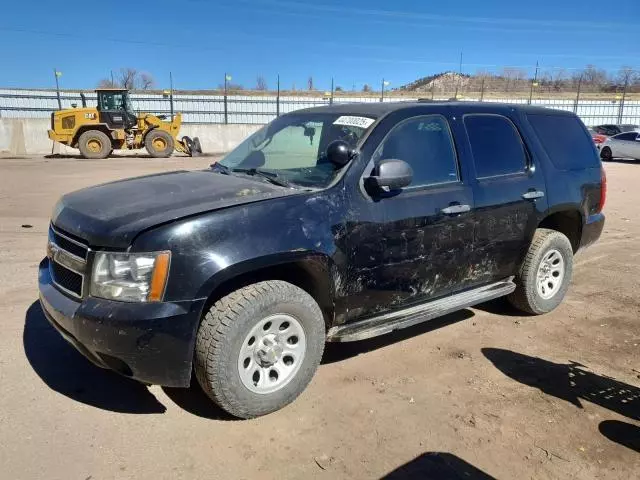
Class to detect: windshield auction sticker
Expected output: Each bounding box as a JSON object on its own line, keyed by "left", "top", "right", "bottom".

{"left": 333, "top": 116, "right": 375, "bottom": 129}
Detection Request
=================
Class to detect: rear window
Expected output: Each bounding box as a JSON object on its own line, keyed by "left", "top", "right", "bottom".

{"left": 528, "top": 114, "right": 600, "bottom": 170}
{"left": 464, "top": 114, "right": 527, "bottom": 178}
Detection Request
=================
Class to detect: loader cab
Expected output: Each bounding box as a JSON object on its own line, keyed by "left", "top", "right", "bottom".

{"left": 96, "top": 89, "right": 138, "bottom": 129}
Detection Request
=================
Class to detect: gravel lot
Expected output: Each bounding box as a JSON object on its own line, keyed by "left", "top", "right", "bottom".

{"left": 0, "top": 155, "right": 638, "bottom": 480}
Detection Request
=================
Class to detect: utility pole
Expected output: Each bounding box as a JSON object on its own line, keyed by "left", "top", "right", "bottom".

{"left": 618, "top": 73, "right": 630, "bottom": 124}
{"left": 53, "top": 69, "right": 62, "bottom": 110}
{"left": 224, "top": 73, "right": 230, "bottom": 124}
{"left": 381, "top": 79, "right": 390, "bottom": 102}
{"left": 574, "top": 74, "right": 583, "bottom": 114}
{"left": 276, "top": 74, "right": 280, "bottom": 117}
{"left": 454, "top": 50, "right": 463, "bottom": 99}
{"left": 528, "top": 61, "right": 539, "bottom": 105}
{"left": 169, "top": 71, "right": 174, "bottom": 122}
{"left": 110, "top": 70, "right": 115, "bottom": 86}
{"left": 330, "top": 77, "right": 334, "bottom": 105}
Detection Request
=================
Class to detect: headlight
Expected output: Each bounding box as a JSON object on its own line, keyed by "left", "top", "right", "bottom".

{"left": 91, "top": 251, "right": 171, "bottom": 302}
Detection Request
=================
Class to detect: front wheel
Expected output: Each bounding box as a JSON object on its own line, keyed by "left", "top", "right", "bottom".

{"left": 77, "top": 130, "right": 112, "bottom": 159}
{"left": 508, "top": 228, "right": 574, "bottom": 315}
{"left": 600, "top": 146, "right": 612, "bottom": 161}
{"left": 145, "top": 130, "right": 174, "bottom": 158}
{"left": 194, "top": 280, "right": 325, "bottom": 419}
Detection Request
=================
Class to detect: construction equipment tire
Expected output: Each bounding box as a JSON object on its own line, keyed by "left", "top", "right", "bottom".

{"left": 78, "top": 130, "right": 112, "bottom": 159}
{"left": 145, "top": 130, "right": 174, "bottom": 158}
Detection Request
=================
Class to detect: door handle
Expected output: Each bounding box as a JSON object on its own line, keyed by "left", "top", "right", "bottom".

{"left": 522, "top": 190, "right": 545, "bottom": 200}
{"left": 441, "top": 204, "right": 471, "bottom": 215}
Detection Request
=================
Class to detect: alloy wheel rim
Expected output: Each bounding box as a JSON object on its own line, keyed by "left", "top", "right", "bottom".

{"left": 536, "top": 249, "right": 565, "bottom": 299}
{"left": 238, "top": 314, "right": 306, "bottom": 394}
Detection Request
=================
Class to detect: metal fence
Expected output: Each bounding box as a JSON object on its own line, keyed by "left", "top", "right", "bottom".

{"left": 1, "top": 88, "right": 639, "bottom": 126}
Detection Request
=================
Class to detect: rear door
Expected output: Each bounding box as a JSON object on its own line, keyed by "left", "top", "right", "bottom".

{"left": 460, "top": 112, "right": 547, "bottom": 284}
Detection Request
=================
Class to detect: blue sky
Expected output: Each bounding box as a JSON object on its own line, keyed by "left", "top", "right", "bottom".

{"left": 1, "top": 0, "right": 638, "bottom": 91}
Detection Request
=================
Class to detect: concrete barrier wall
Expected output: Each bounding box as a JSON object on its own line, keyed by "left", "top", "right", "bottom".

{"left": 0, "top": 118, "right": 262, "bottom": 156}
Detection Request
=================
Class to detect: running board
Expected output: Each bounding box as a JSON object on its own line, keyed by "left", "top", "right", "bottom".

{"left": 327, "top": 279, "right": 516, "bottom": 342}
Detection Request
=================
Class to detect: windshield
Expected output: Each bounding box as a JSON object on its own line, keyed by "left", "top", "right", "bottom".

{"left": 216, "top": 113, "right": 375, "bottom": 188}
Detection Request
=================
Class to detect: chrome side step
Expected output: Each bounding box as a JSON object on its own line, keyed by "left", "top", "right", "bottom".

{"left": 327, "top": 279, "right": 516, "bottom": 342}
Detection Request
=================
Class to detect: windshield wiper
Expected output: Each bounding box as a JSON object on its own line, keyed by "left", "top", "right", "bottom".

{"left": 210, "top": 162, "right": 231, "bottom": 174}
{"left": 231, "top": 168, "right": 291, "bottom": 188}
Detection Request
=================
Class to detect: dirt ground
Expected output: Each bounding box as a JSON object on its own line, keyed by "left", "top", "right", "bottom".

{"left": 0, "top": 154, "right": 637, "bottom": 480}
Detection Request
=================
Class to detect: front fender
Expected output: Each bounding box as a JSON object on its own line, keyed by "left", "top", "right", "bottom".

{"left": 130, "top": 189, "right": 347, "bottom": 305}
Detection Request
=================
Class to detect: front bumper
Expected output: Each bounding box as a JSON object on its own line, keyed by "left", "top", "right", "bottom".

{"left": 38, "top": 258, "right": 204, "bottom": 387}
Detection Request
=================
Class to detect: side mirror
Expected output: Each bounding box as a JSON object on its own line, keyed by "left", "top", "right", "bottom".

{"left": 304, "top": 126, "right": 316, "bottom": 145}
{"left": 368, "top": 159, "right": 413, "bottom": 190}
{"left": 326, "top": 140, "right": 355, "bottom": 167}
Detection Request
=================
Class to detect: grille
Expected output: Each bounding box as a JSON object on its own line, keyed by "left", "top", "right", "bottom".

{"left": 51, "top": 227, "right": 88, "bottom": 259}
{"left": 49, "top": 225, "right": 88, "bottom": 298}
{"left": 51, "top": 261, "right": 83, "bottom": 297}
{"left": 62, "top": 115, "right": 75, "bottom": 130}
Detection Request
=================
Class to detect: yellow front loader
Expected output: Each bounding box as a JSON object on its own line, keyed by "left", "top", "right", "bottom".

{"left": 47, "top": 89, "right": 202, "bottom": 159}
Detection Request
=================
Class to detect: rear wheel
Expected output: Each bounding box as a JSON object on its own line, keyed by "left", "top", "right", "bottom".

{"left": 194, "top": 280, "right": 325, "bottom": 419}
{"left": 145, "top": 130, "right": 174, "bottom": 158}
{"left": 508, "top": 228, "right": 573, "bottom": 315}
{"left": 77, "top": 130, "right": 111, "bottom": 159}
{"left": 600, "top": 146, "right": 612, "bottom": 161}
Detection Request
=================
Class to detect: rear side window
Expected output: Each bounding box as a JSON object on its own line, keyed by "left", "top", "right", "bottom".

{"left": 612, "top": 132, "right": 638, "bottom": 141}
{"left": 464, "top": 114, "right": 527, "bottom": 178}
{"left": 528, "top": 114, "right": 600, "bottom": 170}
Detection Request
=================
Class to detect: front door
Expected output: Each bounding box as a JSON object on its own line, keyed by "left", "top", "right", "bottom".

{"left": 458, "top": 112, "right": 547, "bottom": 285}
{"left": 344, "top": 112, "right": 476, "bottom": 320}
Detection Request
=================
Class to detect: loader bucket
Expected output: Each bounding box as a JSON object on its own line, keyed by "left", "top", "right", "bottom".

{"left": 181, "top": 136, "right": 203, "bottom": 157}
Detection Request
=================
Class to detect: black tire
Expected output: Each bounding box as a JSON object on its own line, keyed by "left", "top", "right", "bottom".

{"left": 508, "top": 228, "right": 574, "bottom": 315}
{"left": 192, "top": 137, "right": 202, "bottom": 154}
{"left": 145, "top": 129, "right": 174, "bottom": 158}
{"left": 194, "top": 280, "right": 325, "bottom": 419}
{"left": 77, "top": 130, "right": 112, "bottom": 159}
{"left": 600, "top": 146, "right": 612, "bottom": 161}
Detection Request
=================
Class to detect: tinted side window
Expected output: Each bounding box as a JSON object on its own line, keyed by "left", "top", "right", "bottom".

{"left": 528, "top": 114, "right": 600, "bottom": 170}
{"left": 464, "top": 114, "right": 527, "bottom": 178}
{"left": 375, "top": 115, "right": 459, "bottom": 186}
{"left": 613, "top": 132, "right": 638, "bottom": 141}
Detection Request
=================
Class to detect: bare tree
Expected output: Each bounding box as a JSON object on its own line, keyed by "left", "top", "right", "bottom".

{"left": 139, "top": 73, "right": 154, "bottom": 90}
{"left": 551, "top": 68, "right": 566, "bottom": 91}
{"left": 307, "top": 76, "right": 314, "bottom": 91}
{"left": 97, "top": 78, "right": 118, "bottom": 89}
{"left": 119, "top": 68, "right": 138, "bottom": 89}
{"left": 362, "top": 84, "right": 372, "bottom": 92}
{"left": 97, "top": 68, "right": 155, "bottom": 90}
{"left": 617, "top": 66, "right": 637, "bottom": 87}
{"left": 256, "top": 75, "right": 267, "bottom": 91}
{"left": 581, "top": 65, "right": 608, "bottom": 91}
{"left": 334, "top": 86, "right": 343, "bottom": 92}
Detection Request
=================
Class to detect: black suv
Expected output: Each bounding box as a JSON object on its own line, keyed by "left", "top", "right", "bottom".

{"left": 39, "top": 102, "right": 605, "bottom": 418}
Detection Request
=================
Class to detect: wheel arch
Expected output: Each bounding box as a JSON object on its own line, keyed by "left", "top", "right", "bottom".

{"left": 537, "top": 208, "right": 583, "bottom": 253}
{"left": 195, "top": 252, "right": 336, "bottom": 330}
{"left": 71, "top": 124, "right": 113, "bottom": 148}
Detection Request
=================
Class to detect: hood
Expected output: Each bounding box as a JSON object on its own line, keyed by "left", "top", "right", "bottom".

{"left": 52, "top": 170, "right": 298, "bottom": 248}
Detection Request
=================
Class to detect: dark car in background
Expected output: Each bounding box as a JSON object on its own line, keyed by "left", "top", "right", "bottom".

{"left": 39, "top": 102, "right": 605, "bottom": 418}
{"left": 593, "top": 124, "right": 639, "bottom": 136}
